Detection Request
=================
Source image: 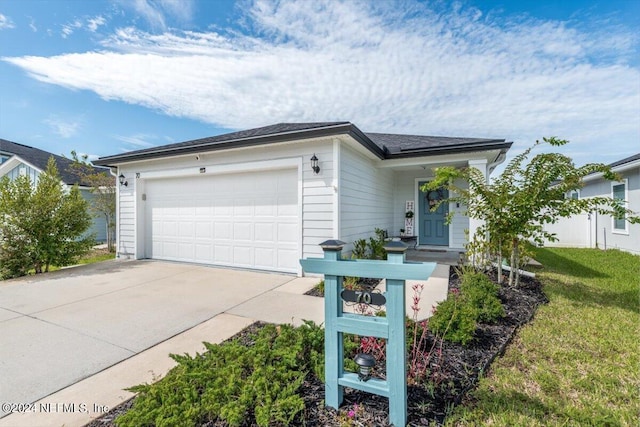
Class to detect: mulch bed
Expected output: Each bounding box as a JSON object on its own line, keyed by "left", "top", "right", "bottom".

{"left": 87, "top": 269, "right": 547, "bottom": 426}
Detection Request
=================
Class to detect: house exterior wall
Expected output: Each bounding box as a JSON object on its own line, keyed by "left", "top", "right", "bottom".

{"left": 339, "top": 144, "right": 395, "bottom": 252}
{"left": 115, "top": 138, "right": 336, "bottom": 264}
{"left": 544, "top": 166, "right": 640, "bottom": 254}
{"left": 80, "top": 189, "right": 108, "bottom": 242}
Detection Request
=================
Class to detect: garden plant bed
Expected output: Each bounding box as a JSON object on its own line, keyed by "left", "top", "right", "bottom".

{"left": 87, "top": 269, "right": 547, "bottom": 426}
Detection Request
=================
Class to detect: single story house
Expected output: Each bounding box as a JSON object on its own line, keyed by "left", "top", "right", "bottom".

{"left": 94, "top": 122, "right": 512, "bottom": 275}
{"left": 0, "top": 138, "right": 112, "bottom": 242}
{"left": 544, "top": 152, "right": 640, "bottom": 254}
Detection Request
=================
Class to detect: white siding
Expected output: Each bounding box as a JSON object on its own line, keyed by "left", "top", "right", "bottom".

{"left": 118, "top": 186, "right": 136, "bottom": 257}
{"left": 339, "top": 145, "right": 395, "bottom": 252}
{"left": 449, "top": 179, "right": 469, "bottom": 249}
{"left": 544, "top": 166, "right": 640, "bottom": 254}
{"left": 116, "top": 138, "right": 335, "bottom": 265}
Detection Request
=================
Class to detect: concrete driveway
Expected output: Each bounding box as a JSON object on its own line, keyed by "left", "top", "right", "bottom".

{"left": 0, "top": 260, "right": 305, "bottom": 418}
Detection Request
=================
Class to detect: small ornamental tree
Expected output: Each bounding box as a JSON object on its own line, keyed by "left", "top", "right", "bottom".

{"left": 422, "top": 137, "right": 639, "bottom": 287}
{"left": 68, "top": 150, "right": 116, "bottom": 252}
{"left": 0, "top": 157, "right": 94, "bottom": 278}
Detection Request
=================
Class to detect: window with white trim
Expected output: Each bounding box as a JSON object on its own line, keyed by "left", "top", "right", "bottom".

{"left": 612, "top": 180, "right": 628, "bottom": 233}
{"left": 569, "top": 189, "right": 580, "bottom": 200}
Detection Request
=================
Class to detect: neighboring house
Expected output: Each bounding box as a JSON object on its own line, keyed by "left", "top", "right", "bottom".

{"left": 0, "top": 138, "right": 112, "bottom": 242}
{"left": 94, "top": 122, "right": 512, "bottom": 275}
{"left": 543, "top": 153, "right": 640, "bottom": 254}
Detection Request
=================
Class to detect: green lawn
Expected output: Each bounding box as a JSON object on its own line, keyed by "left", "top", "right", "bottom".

{"left": 447, "top": 247, "right": 640, "bottom": 426}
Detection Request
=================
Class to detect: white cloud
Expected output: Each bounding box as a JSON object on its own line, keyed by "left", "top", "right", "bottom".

{"left": 87, "top": 15, "right": 107, "bottom": 32}
{"left": 27, "top": 16, "right": 37, "bottom": 32}
{"left": 4, "top": 0, "right": 639, "bottom": 160}
{"left": 0, "top": 13, "right": 15, "bottom": 30}
{"left": 44, "top": 116, "right": 80, "bottom": 138}
{"left": 61, "top": 19, "right": 83, "bottom": 38}
{"left": 122, "top": 0, "right": 195, "bottom": 30}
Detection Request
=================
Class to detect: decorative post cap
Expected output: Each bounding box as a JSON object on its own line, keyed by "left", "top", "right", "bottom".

{"left": 383, "top": 241, "right": 408, "bottom": 253}
{"left": 319, "top": 239, "right": 346, "bottom": 251}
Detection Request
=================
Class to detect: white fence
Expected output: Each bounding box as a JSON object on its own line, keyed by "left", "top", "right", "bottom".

{"left": 543, "top": 213, "right": 595, "bottom": 248}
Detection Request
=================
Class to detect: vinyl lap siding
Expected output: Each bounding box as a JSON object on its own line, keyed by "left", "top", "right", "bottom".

{"left": 118, "top": 187, "right": 136, "bottom": 258}
{"left": 340, "top": 145, "right": 394, "bottom": 252}
{"left": 302, "top": 146, "right": 334, "bottom": 259}
{"left": 449, "top": 179, "right": 468, "bottom": 249}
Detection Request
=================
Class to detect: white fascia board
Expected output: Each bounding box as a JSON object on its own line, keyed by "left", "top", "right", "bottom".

{"left": 376, "top": 149, "right": 502, "bottom": 169}
{"left": 582, "top": 158, "right": 640, "bottom": 183}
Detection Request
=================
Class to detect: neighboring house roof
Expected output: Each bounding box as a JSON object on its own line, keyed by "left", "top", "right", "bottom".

{"left": 581, "top": 152, "right": 640, "bottom": 183}
{"left": 94, "top": 122, "right": 512, "bottom": 166}
{"left": 0, "top": 138, "right": 108, "bottom": 186}
{"left": 608, "top": 152, "right": 640, "bottom": 169}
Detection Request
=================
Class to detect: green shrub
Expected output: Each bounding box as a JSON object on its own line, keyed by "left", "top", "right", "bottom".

{"left": 368, "top": 228, "right": 388, "bottom": 260}
{"left": 352, "top": 239, "right": 368, "bottom": 259}
{"left": 428, "top": 292, "right": 477, "bottom": 345}
{"left": 116, "top": 321, "right": 325, "bottom": 427}
{"left": 460, "top": 272, "right": 504, "bottom": 323}
{"left": 430, "top": 272, "right": 505, "bottom": 345}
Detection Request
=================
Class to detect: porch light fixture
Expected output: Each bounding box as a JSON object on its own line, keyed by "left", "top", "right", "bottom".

{"left": 354, "top": 353, "right": 376, "bottom": 381}
{"left": 118, "top": 174, "right": 128, "bottom": 187}
{"left": 310, "top": 154, "right": 320, "bottom": 174}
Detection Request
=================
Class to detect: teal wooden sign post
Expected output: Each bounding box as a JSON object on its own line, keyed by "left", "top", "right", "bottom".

{"left": 300, "top": 240, "right": 436, "bottom": 426}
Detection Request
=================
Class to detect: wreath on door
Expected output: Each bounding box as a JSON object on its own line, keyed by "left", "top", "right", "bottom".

{"left": 426, "top": 189, "right": 444, "bottom": 207}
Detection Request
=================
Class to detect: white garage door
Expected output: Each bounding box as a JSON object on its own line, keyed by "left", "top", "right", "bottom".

{"left": 145, "top": 168, "right": 299, "bottom": 273}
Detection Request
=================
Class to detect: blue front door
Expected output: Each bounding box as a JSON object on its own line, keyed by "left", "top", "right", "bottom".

{"left": 418, "top": 182, "right": 449, "bottom": 246}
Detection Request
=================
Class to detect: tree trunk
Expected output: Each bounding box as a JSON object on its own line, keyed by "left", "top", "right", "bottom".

{"left": 508, "top": 239, "right": 517, "bottom": 286}
{"left": 497, "top": 239, "right": 503, "bottom": 284}
{"left": 513, "top": 240, "right": 520, "bottom": 287}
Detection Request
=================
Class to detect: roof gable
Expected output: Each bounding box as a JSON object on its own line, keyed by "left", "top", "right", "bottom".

{"left": 0, "top": 138, "right": 108, "bottom": 186}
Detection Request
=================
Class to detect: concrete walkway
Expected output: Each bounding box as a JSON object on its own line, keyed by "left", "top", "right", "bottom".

{"left": 0, "top": 260, "right": 448, "bottom": 427}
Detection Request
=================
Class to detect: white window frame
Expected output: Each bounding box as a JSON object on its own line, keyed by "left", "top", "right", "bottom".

{"left": 568, "top": 189, "right": 580, "bottom": 200}
{"left": 611, "top": 179, "right": 629, "bottom": 235}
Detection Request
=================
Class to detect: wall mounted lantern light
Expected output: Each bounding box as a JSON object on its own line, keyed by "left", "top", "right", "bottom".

{"left": 310, "top": 154, "right": 320, "bottom": 174}
{"left": 354, "top": 353, "right": 376, "bottom": 381}
{"left": 118, "top": 174, "right": 128, "bottom": 187}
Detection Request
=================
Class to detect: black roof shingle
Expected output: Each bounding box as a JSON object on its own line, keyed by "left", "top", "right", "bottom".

{"left": 0, "top": 138, "right": 109, "bottom": 186}
{"left": 94, "top": 122, "right": 512, "bottom": 166}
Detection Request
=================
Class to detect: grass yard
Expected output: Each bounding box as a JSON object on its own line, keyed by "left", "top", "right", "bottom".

{"left": 447, "top": 247, "right": 640, "bottom": 426}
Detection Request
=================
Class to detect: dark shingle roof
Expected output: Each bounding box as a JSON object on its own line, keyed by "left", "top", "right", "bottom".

{"left": 0, "top": 138, "right": 108, "bottom": 186}
{"left": 609, "top": 152, "right": 640, "bottom": 169}
{"left": 94, "top": 122, "right": 512, "bottom": 166}
{"left": 366, "top": 132, "right": 509, "bottom": 158}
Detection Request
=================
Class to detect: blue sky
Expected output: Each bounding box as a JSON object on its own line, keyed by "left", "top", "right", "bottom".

{"left": 0, "top": 0, "right": 638, "bottom": 167}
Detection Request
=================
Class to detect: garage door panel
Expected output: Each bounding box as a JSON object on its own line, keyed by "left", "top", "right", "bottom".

{"left": 278, "top": 223, "right": 298, "bottom": 243}
{"left": 278, "top": 249, "right": 298, "bottom": 270}
{"left": 214, "top": 245, "right": 231, "bottom": 263}
{"left": 233, "top": 246, "right": 253, "bottom": 266}
{"left": 255, "top": 248, "right": 275, "bottom": 269}
{"left": 145, "top": 168, "right": 299, "bottom": 273}
{"left": 214, "top": 222, "right": 232, "bottom": 239}
{"left": 233, "top": 223, "right": 253, "bottom": 240}
{"left": 195, "top": 222, "right": 212, "bottom": 238}
{"left": 255, "top": 223, "right": 274, "bottom": 242}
